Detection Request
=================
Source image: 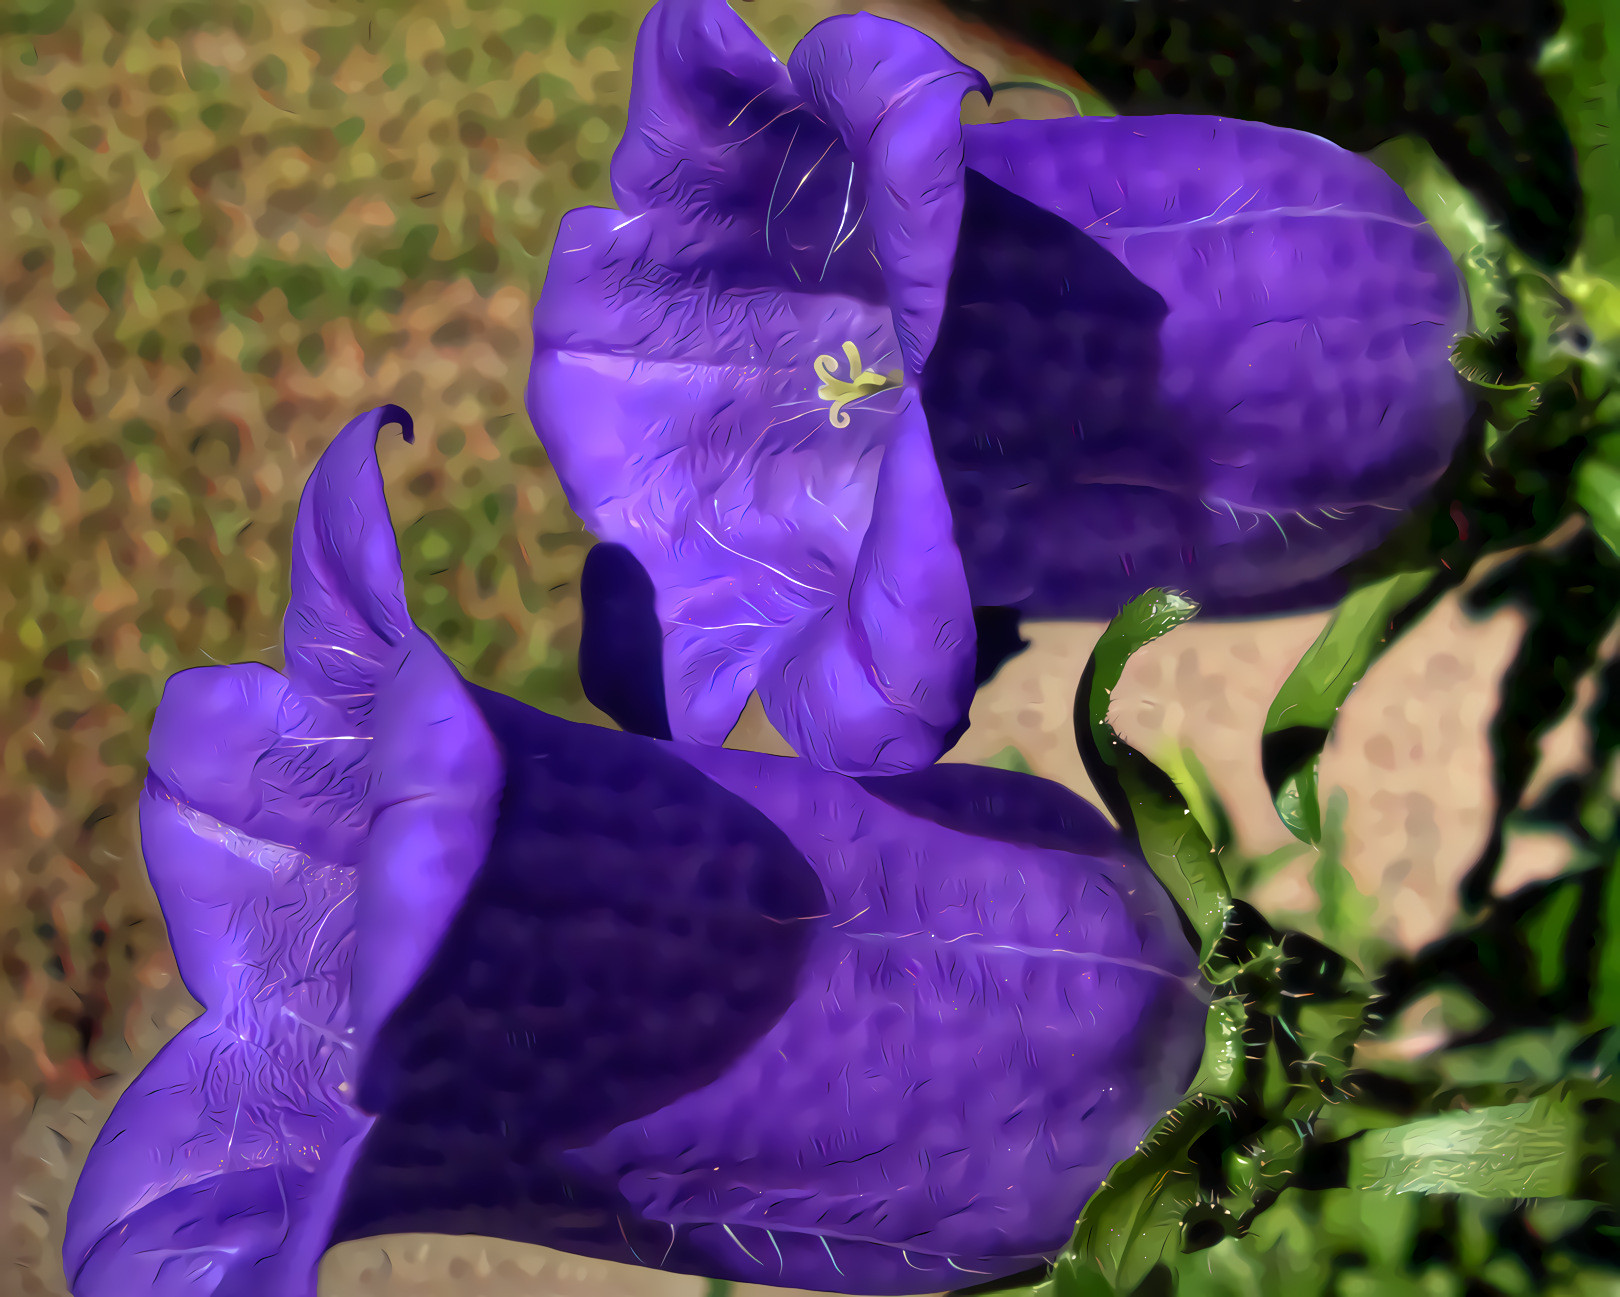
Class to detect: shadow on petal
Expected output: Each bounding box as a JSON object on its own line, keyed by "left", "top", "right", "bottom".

{"left": 580, "top": 542, "right": 674, "bottom": 740}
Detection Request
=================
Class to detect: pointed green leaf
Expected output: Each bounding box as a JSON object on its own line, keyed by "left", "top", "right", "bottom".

{"left": 1350, "top": 1094, "right": 1579, "bottom": 1198}
{"left": 1573, "top": 438, "right": 1620, "bottom": 558}
{"left": 1186, "top": 995, "right": 1247, "bottom": 1099}
{"left": 1057, "top": 1096, "right": 1227, "bottom": 1294}
{"left": 1261, "top": 569, "right": 1436, "bottom": 842}
{"left": 1075, "top": 591, "right": 1231, "bottom": 962}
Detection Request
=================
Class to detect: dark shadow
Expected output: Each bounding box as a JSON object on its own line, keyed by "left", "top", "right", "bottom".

{"left": 925, "top": 166, "right": 1170, "bottom": 487}
{"left": 856, "top": 762, "right": 1123, "bottom": 859}
{"left": 577, "top": 541, "right": 672, "bottom": 741}
{"left": 973, "top": 604, "right": 1031, "bottom": 685}
{"left": 332, "top": 685, "right": 826, "bottom": 1264}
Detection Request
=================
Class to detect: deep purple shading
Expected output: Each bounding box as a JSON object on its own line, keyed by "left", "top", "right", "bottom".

{"left": 940, "top": 122, "right": 1470, "bottom": 617}
{"left": 66, "top": 405, "right": 1205, "bottom": 1297}
{"left": 579, "top": 541, "right": 673, "bottom": 740}
{"left": 527, "top": 0, "right": 1470, "bottom": 777}
{"left": 333, "top": 681, "right": 825, "bottom": 1259}
{"left": 855, "top": 762, "right": 1124, "bottom": 861}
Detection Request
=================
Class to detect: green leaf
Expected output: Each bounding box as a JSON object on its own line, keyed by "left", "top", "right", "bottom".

{"left": 1308, "top": 789, "right": 1375, "bottom": 958}
{"left": 1452, "top": 334, "right": 1543, "bottom": 437}
{"left": 1150, "top": 742, "right": 1233, "bottom": 856}
{"left": 984, "top": 744, "right": 1035, "bottom": 775}
{"left": 1573, "top": 437, "right": 1620, "bottom": 558}
{"left": 1186, "top": 995, "right": 1247, "bottom": 1099}
{"left": 1593, "top": 856, "right": 1620, "bottom": 1029}
{"left": 1350, "top": 1094, "right": 1580, "bottom": 1198}
{"left": 1261, "top": 569, "right": 1436, "bottom": 843}
{"left": 1050, "top": 1097, "right": 1227, "bottom": 1295}
{"left": 1546, "top": 0, "right": 1620, "bottom": 333}
{"left": 1521, "top": 879, "right": 1584, "bottom": 998}
{"left": 1075, "top": 590, "right": 1231, "bottom": 963}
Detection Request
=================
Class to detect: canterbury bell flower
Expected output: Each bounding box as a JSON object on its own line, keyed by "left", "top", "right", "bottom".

{"left": 527, "top": 0, "right": 1471, "bottom": 776}
{"left": 65, "top": 405, "right": 1206, "bottom": 1297}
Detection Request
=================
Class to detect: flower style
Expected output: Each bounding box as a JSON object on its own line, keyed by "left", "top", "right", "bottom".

{"left": 527, "top": 0, "right": 1472, "bottom": 777}
{"left": 65, "top": 406, "right": 1206, "bottom": 1297}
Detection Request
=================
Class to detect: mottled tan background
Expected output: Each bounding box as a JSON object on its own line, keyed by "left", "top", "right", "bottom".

{"left": 1, "top": 0, "right": 1597, "bottom": 1294}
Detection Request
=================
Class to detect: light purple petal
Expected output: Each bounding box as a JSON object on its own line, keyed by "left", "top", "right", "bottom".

{"left": 787, "top": 14, "right": 988, "bottom": 371}
{"left": 65, "top": 407, "right": 503, "bottom": 1297}
{"left": 757, "top": 389, "right": 975, "bottom": 772}
{"left": 530, "top": 0, "right": 991, "bottom": 774}
{"left": 531, "top": 206, "right": 974, "bottom": 773}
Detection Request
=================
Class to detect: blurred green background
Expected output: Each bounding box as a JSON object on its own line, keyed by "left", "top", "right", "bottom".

{"left": 2, "top": 0, "right": 1618, "bottom": 1294}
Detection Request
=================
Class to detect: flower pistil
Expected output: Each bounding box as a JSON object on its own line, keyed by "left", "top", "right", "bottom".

{"left": 813, "top": 340, "right": 902, "bottom": 427}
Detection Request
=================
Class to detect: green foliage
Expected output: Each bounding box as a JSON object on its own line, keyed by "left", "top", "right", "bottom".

{"left": 1349, "top": 1092, "right": 1580, "bottom": 1199}
{"left": 1573, "top": 430, "right": 1620, "bottom": 557}
{"left": 985, "top": 744, "right": 1036, "bottom": 775}
{"left": 1261, "top": 572, "right": 1436, "bottom": 845}
{"left": 1075, "top": 589, "right": 1231, "bottom": 962}
{"left": 968, "top": 7, "right": 1620, "bottom": 1279}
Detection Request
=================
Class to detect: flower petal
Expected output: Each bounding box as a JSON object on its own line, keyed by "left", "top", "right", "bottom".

{"left": 530, "top": 206, "right": 973, "bottom": 773}
{"left": 787, "top": 13, "right": 989, "bottom": 371}
{"left": 330, "top": 733, "right": 1201, "bottom": 1292}
{"left": 533, "top": 4, "right": 998, "bottom": 771}
{"left": 569, "top": 746, "right": 1204, "bottom": 1290}
{"left": 609, "top": 0, "right": 795, "bottom": 219}
{"left": 284, "top": 402, "right": 416, "bottom": 689}
{"left": 608, "top": 0, "right": 883, "bottom": 299}
{"left": 757, "top": 388, "right": 976, "bottom": 773}
{"left": 577, "top": 541, "right": 674, "bottom": 740}
{"left": 65, "top": 407, "right": 503, "bottom": 1297}
{"left": 281, "top": 405, "right": 503, "bottom": 1047}
{"left": 968, "top": 114, "right": 1470, "bottom": 510}
{"left": 929, "top": 116, "right": 1469, "bottom": 612}
{"left": 72, "top": 401, "right": 1204, "bottom": 1296}
{"left": 333, "top": 686, "right": 831, "bottom": 1252}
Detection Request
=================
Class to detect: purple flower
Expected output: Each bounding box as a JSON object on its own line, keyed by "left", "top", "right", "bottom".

{"left": 65, "top": 406, "right": 1205, "bottom": 1297}
{"left": 527, "top": 0, "right": 1471, "bottom": 776}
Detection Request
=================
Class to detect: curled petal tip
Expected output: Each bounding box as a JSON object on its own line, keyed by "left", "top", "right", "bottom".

{"left": 372, "top": 402, "right": 415, "bottom": 444}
